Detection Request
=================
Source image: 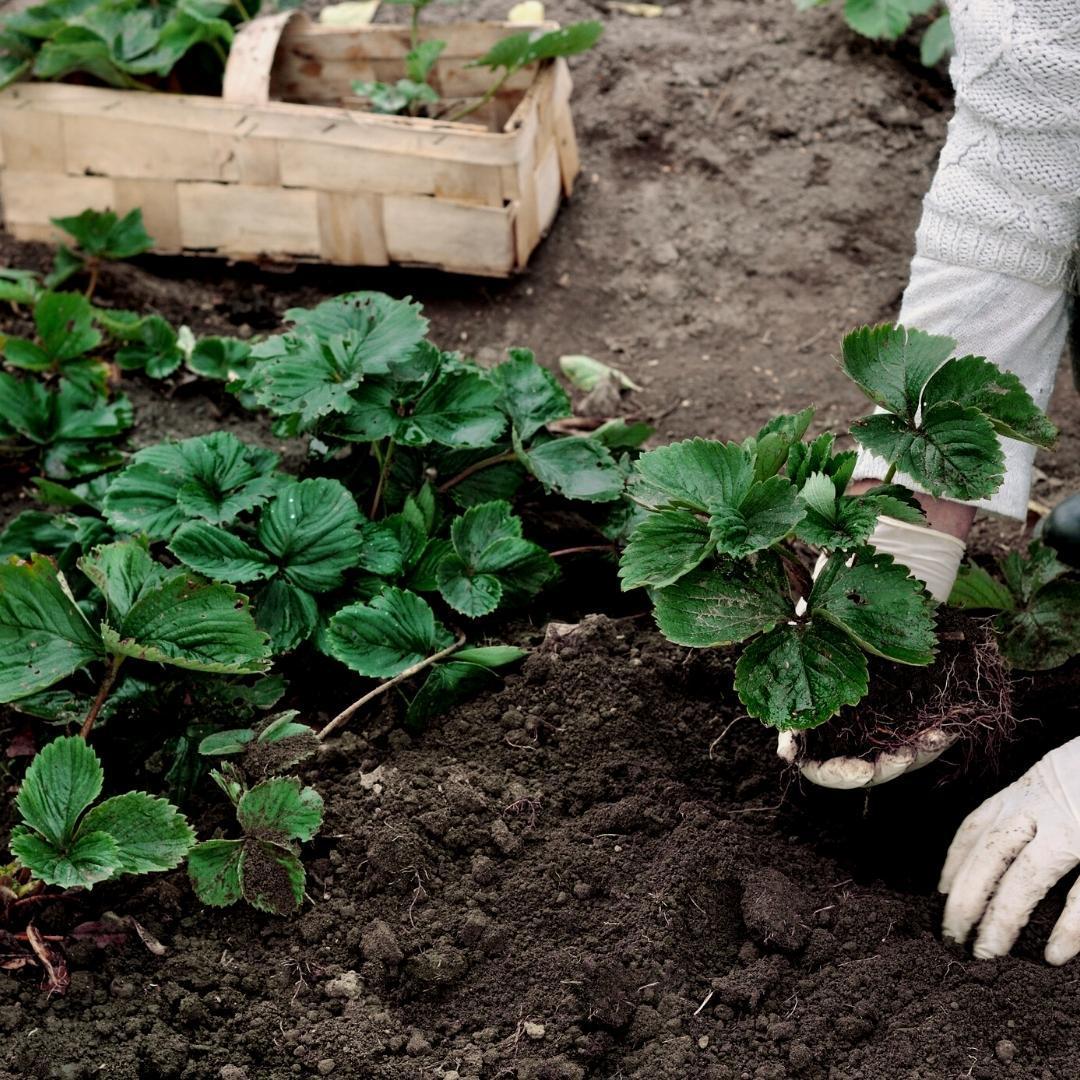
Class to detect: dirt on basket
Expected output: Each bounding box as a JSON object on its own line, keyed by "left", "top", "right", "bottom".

{"left": 2, "top": 615, "right": 1079, "bottom": 1080}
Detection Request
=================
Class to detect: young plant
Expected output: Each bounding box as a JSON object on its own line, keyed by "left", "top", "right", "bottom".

{"left": 187, "top": 769, "right": 323, "bottom": 915}
{"left": 1, "top": 291, "right": 102, "bottom": 374}
{"left": 9, "top": 735, "right": 195, "bottom": 889}
{"left": 45, "top": 208, "right": 153, "bottom": 296}
{"left": 793, "top": 0, "right": 952, "bottom": 67}
{"left": 0, "top": 366, "right": 133, "bottom": 479}
{"left": 949, "top": 541, "right": 1080, "bottom": 672}
{"left": 198, "top": 710, "right": 319, "bottom": 780}
{"left": 622, "top": 325, "right": 1056, "bottom": 733}
{"left": 0, "top": 539, "right": 270, "bottom": 735}
{"left": 450, "top": 21, "right": 603, "bottom": 123}
{"left": 109, "top": 314, "right": 187, "bottom": 379}
{"left": 352, "top": 30, "right": 445, "bottom": 117}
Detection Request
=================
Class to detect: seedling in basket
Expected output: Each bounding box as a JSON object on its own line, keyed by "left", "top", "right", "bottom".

{"left": 621, "top": 325, "right": 1058, "bottom": 733}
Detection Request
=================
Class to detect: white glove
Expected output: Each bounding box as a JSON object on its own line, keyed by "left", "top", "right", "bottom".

{"left": 776, "top": 515, "right": 965, "bottom": 788}
{"left": 940, "top": 737, "right": 1080, "bottom": 965}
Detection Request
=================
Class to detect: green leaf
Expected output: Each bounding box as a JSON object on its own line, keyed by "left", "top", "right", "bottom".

{"left": 405, "top": 38, "right": 444, "bottom": 82}
{"left": 0, "top": 553, "right": 103, "bottom": 701}
{"left": 749, "top": 407, "right": 814, "bottom": 481}
{"left": 839, "top": 324, "right": 954, "bottom": 420}
{"left": 437, "top": 500, "right": 557, "bottom": 616}
{"left": 33, "top": 26, "right": 140, "bottom": 89}
{"left": 794, "top": 473, "right": 917, "bottom": 550}
{"left": 199, "top": 729, "right": 256, "bottom": 756}
{"left": 948, "top": 563, "right": 1016, "bottom": 612}
{"left": 619, "top": 509, "right": 715, "bottom": 590}
{"left": 353, "top": 77, "right": 438, "bottom": 114}
{"left": 995, "top": 580, "right": 1080, "bottom": 671}
{"left": 810, "top": 550, "right": 936, "bottom": 665}
{"left": 635, "top": 438, "right": 753, "bottom": 512}
{"left": 406, "top": 660, "right": 499, "bottom": 730}
{"left": 284, "top": 293, "right": 428, "bottom": 372}
{"left": 237, "top": 777, "right": 323, "bottom": 844}
{"left": 520, "top": 436, "right": 623, "bottom": 503}
{"left": 400, "top": 370, "right": 506, "bottom": 449}
{"left": 78, "top": 539, "right": 162, "bottom": 624}
{"left": 591, "top": 418, "right": 654, "bottom": 449}
{"left": 843, "top": 0, "right": 932, "bottom": 40}
{"left": 187, "top": 839, "right": 244, "bottom": 907}
{"left": 104, "top": 572, "right": 270, "bottom": 675}
{"left": 332, "top": 381, "right": 400, "bottom": 442}
{"left": 707, "top": 474, "right": 805, "bottom": 558}
{"left": 34, "top": 291, "right": 101, "bottom": 365}
{"left": 326, "top": 587, "right": 454, "bottom": 677}
{"left": 114, "top": 315, "right": 183, "bottom": 379}
{"left": 169, "top": 522, "right": 277, "bottom": 584}
{"left": 238, "top": 839, "right": 306, "bottom": 915}
{"left": 920, "top": 12, "right": 953, "bottom": 65}
{"left": 80, "top": 791, "right": 195, "bottom": 874}
{"left": 851, "top": 403, "right": 1005, "bottom": 501}
{"left": 0, "top": 55, "right": 31, "bottom": 90}
{"left": 1001, "top": 541, "right": 1070, "bottom": 604}
{"left": 257, "top": 478, "right": 362, "bottom": 592}
{"left": 652, "top": 552, "right": 792, "bottom": 647}
{"left": 451, "top": 645, "right": 527, "bottom": 668}
{"left": 921, "top": 354, "right": 1057, "bottom": 449}
{"left": 16, "top": 734, "right": 102, "bottom": 848}
{"left": 103, "top": 433, "right": 280, "bottom": 538}
{"left": 492, "top": 349, "right": 571, "bottom": 439}
{"left": 51, "top": 207, "right": 153, "bottom": 260}
{"left": 10, "top": 826, "right": 121, "bottom": 889}
{"left": 735, "top": 620, "right": 869, "bottom": 730}
{"left": 186, "top": 336, "right": 252, "bottom": 382}
{"left": 474, "top": 21, "right": 603, "bottom": 73}
{"left": 254, "top": 578, "right": 320, "bottom": 654}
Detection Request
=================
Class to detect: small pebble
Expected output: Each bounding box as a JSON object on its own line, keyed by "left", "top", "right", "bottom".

{"left": 524, "top": 1021, "right": 545, "bottom": 1040}
{"left": 995, "top": 1040, "right": 1017, "bottom": 1064}
{"left": 317, "top": 1059, "right": 335, "bottom": 1075}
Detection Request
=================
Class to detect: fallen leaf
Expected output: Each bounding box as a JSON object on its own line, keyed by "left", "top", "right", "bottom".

{"left": 508, "top": 1, "right": 545, "bottom": 21}
{"left": 26, "top": 922, "right": 69, "bottom": 996}
{"left": 559, "top": 354, "right": 642, "bottom": 393}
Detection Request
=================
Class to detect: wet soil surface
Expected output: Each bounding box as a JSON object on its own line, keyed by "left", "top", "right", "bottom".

{"left": 2, "top": 0, "right": 1080, "bottom": 1076}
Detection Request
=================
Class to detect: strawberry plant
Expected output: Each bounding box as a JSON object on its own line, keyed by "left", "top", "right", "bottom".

{"left": 187, "top": 769, "right": 322, "bottom": 915}
{"left": 46, "top": 208, "right": 153, "bottom": 296}
{"left": 949, "top": 542, "right": 1080, "bottom": 672}
{"left": 10, "top": 735, "right": 195, "bottom": 889}
{"left": 1, "top": 291, "right": 102, "bottom": 374}
{"left": 793, "top": 0, "right": 952, "bottom": 67}
{"left": 623, "top": 325, "right": 1057, "bottom": 732}
{"left": 0, "top": 366, "right": 133, "bottom": 479}
{"left": 0, "top": 539, "right": 270, "bottom": 735}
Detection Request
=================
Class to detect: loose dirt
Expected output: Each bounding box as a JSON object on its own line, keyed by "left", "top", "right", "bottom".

{"left": 2, "top": 0, "right": 1079, "bottom": 1076}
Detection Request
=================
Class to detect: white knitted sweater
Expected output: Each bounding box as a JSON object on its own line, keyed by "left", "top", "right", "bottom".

{"left": 918, "top": 0, "right": 1080, "bottom": 289}
{"left": 853, "top": 0, "right": 1080, "bottom": 520}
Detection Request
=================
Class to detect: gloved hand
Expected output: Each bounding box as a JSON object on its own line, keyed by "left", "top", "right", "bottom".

{"left": 776, "top": 514, "right": 966, "bottom": 789}
{"left": 940, "top": 738, "right": 1080, "bottom": 965}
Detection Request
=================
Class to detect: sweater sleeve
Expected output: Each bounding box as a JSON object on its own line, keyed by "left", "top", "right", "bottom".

{"left": 916, "top": 0, "right": 1080, "bottom": 288}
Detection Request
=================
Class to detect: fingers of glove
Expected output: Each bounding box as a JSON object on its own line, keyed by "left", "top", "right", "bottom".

{"left": 865, "top": 747, "right": 917, "bottom": 787}
{"left": 1046, "top": 875, "right": 1080, "bottom": 966}
{"left": 776, "top": 732, "right": 798, "bottom": 764}
{"left": 800, "top": 755, "right": 875, "bottom": 790}
{"left": 973, "top": 838, "right": 1078, "bottom": 959}
{"left": 941, "top": 817, "right": 1036, "bottom": 946}
{"left": 939, "top": 795, "right": 1008, "bottom": 895}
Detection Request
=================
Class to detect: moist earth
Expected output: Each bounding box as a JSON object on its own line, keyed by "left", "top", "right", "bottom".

{"left": 2, "top": 0, "right": 1080, "bottom": 1076}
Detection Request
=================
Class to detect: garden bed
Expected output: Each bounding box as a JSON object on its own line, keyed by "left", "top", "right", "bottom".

{"left": 2, "top": 0, "right": 1080, "bottom": 1077}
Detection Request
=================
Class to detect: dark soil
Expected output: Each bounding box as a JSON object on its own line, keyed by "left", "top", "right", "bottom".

{"left": 2, "top": 0, "right": 1080, "bottom": 1076}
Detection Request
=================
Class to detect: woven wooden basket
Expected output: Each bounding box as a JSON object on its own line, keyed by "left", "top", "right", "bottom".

{"left": 0, "top": 12, "right": 582, "bottom": 276}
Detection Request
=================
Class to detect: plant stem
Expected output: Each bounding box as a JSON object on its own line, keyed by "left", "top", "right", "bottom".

{"left": 370, "top": 439, "right": 395, "bottom": 519}
{"left": 209, "top": 37, "right": 229, "bottom": 67}
{"left": 80, "top": 654, "right": 124, "bottom": 740}
{"left": 83, "top": 260, "right": 100, "bottom": 301}
{"left": 447, "top": 69, "right": 511, "bottom": 124}
{"left": 436, "top": 450, "right": 517, "bottom": 493}
{"left": 883, "top": 464, "right": 897, "bottom": 484}
{"left": 549, "top": 544, "right": 616, "bottom": 558}
{"left": 410, "top": 5, "right": 420, "bottom": 52}
{"left": 232, "top": 0, "right": 252, "bottom": 20}
{"left": 317, "top": 633, "right": 466, "bottom": 741}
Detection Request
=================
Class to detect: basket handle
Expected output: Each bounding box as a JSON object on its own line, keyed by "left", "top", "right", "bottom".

{"left": 222, "top": 10, "right": 311, "bottom": 105}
